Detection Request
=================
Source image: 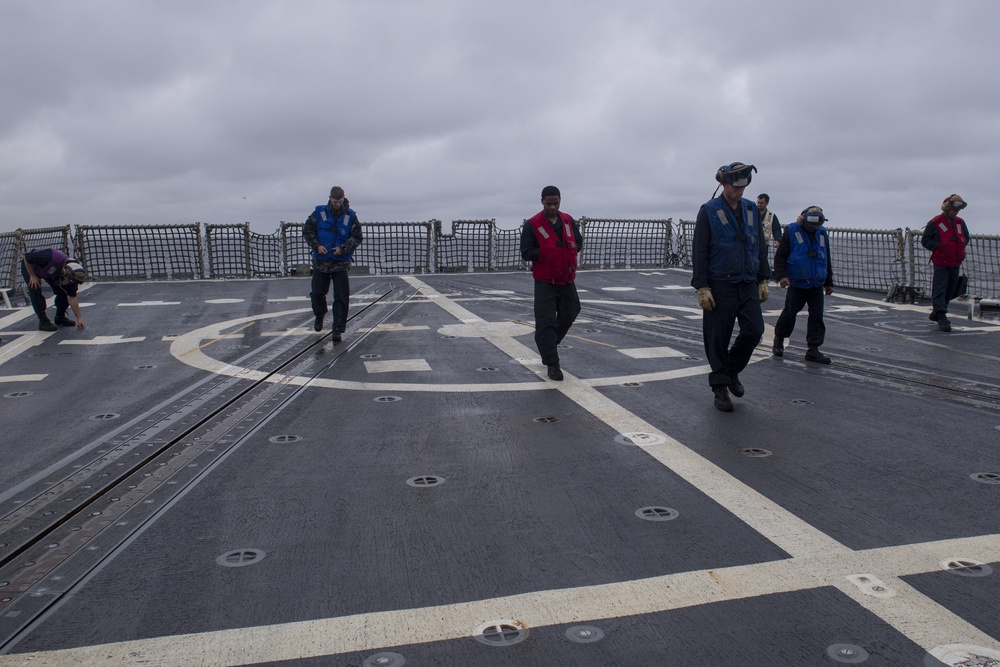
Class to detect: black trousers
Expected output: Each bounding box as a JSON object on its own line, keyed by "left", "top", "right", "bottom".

{"left": 774, "top": 285, "right": 826, "bottom": 347}
{"left": 533, "top": 279, "right": 581, "bottom": 366}
{"left": 20, "top": 266, "right": 69, "bottom": 323}
{"left": 310, "top": 269, "right": 350, "bottom": 333}
{"left": 702, "top": 281, "right": 764, "bottom": 388}
{"left": 930, "top": 264, "right": 960, "bottom": 320}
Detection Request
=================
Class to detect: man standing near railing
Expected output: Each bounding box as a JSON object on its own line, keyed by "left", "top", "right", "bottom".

{"left": 757, "top": 193, "right": 782, "bottom": 248}
{"left": 303, "top": 186, "right": 363, "bottom": 342}
{"left": 692, "top": 162, "right": 770, "bottom": 412}
{"left": 521, "top": 185, "right": 583, "bottom": 381}
{"left": 921, "top": 194, "right": 969, "bottom": 333}
{"left": 22, "top": 248, "right": 87, "bottom": 331}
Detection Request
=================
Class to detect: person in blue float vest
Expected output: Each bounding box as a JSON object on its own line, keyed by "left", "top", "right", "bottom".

{"left": 302, "top": 186, "right": 363, "bottom": 342}
{"left": 691, "top": 162, "right": 771, "bottom": 412}
{"left": 771, "top": 206, "right": 834, "bottom": 363}
{"left": 520, "top": 185, "right": 583, "bottom": 381}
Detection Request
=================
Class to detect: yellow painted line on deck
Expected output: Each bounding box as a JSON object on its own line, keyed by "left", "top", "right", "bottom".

{"left": 178, "top": 322, "right": 255, "bottom": 357}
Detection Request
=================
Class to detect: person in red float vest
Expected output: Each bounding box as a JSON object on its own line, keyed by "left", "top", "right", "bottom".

{"left": 520, "top": 185, "right": 583, "bottom": 381}
{"left": 920, "top": 194, "right": 970, "bottom": 332}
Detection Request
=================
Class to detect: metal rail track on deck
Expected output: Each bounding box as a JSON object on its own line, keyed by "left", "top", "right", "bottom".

{"left": 0, "top": 285, "right": 414, "bottom": 652}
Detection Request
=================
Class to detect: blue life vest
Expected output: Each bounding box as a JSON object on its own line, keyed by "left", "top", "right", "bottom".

{"left": 704, "top": 197, "right": 760, "bottom": 283}
{"left": 785, "top": 222, "right": 828, "bottom": 288}
{"left": 313, "top": 205, "right": 355, "bottom": 262}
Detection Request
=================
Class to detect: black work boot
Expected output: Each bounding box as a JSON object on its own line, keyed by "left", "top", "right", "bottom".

{"left": 54, "top": 316, "right": 76, "bottom": 327}
{"left": 728, "top": 374, "right": 745, "bottom": 398}
{"left": 38, "top": 320, "right": 58, "bottom": 332}
{"left": 938, "top": 317, "right": 952, "bottom": 332}
{"left": 772, "top": 337, "right": 784, "bottom": 357}
{"left": 547, "top": 363, "right": 563, "bottom": 381}
{"left": 313, "top": 314, "right": 324, "bottom": 332}
{"left": 805, "top": 346, "right": 831, "bottom": 364}
{"left": 713, "top": 386, "right": 734, "bottom": 412}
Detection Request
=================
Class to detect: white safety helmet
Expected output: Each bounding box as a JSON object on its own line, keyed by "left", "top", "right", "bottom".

{"left": 63, "top": 260, "right": 87, "bottom": 284}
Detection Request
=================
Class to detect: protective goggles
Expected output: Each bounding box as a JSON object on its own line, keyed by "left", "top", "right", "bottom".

{"left": 717, "top": 163, "right": 757, "bottom": 187}
{"left": 946, "top": 196, "right": 967, "bottom": 210}
{"left": 800, "top": 207, "right": 826, "bottom": 225}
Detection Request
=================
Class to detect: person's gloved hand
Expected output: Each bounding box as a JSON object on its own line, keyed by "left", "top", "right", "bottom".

{"left": 779, "top": 278, "right": 790, "bottom": 289}
{"left": 758, "top": 282, "right": 769, "bottom": 303}
{"left": 825, "top": 286, "right": 833, "bottom": 296}
{"left": 697, "top": 287, "right": 715, "bottom": 311}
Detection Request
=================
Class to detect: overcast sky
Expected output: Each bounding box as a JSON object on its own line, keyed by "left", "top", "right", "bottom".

{"left": 1, "top": 1, "right": 997, "bottom": 237}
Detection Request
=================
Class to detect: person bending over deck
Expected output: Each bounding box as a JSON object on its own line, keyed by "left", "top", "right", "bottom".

{"left": 520, "top": 185, "right": 583, "bottom": 381}
{"left": 772, "top": 206, "right": 834, "bottom": 364}
{"left": 692, "top": 162, "right": 770, "bottom": 412}
{"left": 22, "top": 248, "right": 87, "bottom": 331}
{"left": 303, "top": 186, "right": 363, "bottom": 342}
{"left": 921, "top": 194, "right": 970, "bottom": 333}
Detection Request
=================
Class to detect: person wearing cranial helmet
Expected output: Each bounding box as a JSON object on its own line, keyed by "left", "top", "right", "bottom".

{"left": 21, "top": 248, "right": 87, "bottom": 331}
{"left": 302, "top": 185, "right": 364, "bottom": 342}
{"left": 920, "top": 194, "right": 970, "bottom": 332}
{"left": 771, "top": 206, "right": 834, "bottom": 364}
{"left": 691, "top": 162, "right": 772, "bottom": 412}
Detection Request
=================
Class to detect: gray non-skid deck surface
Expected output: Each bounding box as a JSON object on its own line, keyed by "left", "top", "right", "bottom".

{"left": 0, "top": 270, "right": 998, "bottom": 666}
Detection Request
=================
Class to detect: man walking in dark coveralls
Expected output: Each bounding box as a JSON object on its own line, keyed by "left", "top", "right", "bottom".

{"left": 521, "top": 185, "right": 583, "bottom": 381}
{"left": 692, "top": 162, "right": 771, "bottom": 412}
{"left": 303, "top": 186, "right": 363, "bottom": 342}
{"left": 772, "top": 206, "right": 834, "bottom": 363}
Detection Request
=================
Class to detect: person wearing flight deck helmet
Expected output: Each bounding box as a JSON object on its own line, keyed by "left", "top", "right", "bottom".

{"left": 21, "top": 248, "right": 87, "bottom": 331}
{"left": 921, "top": 194, "right": 970, "bottom": 332}
{"left": 772, "top": 206, "right": 834, "bottom": 364}
{"left": 691, "top": 162, "right": 771, "bottom": 412}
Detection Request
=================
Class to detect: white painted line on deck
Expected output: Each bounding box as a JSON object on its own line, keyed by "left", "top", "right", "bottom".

{"left": 0, "top": 331, "right": 53, "bottom": 367}
{"left": 363, "top": 323, "right": 430, "bottom": 332}
{"left": 364, "top": 359, "right": 432, "bottom": 373}
{"left": 8, "top": 534, "right": 997, "bottom": 666}
{"left": 116, "top": 300, "right": 181, "bottom": 307}
{"left": 613, "top": 314, "right": 676, "bottom": 322}
{"left": 205, "top": 298, "right": 245, "bottom": 304}
{"left": 618, "top": 346, "right": 687, "bottom": 359}
{"left": 0, "top": 374, "right": 47, "bottom": 383}
{"left": 58, "top": 336, "right": 146, "bottom": 345}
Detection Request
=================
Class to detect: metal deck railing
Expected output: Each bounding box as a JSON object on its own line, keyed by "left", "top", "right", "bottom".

{"left": 1, "top": 220, "right": 997, "bottom": 306}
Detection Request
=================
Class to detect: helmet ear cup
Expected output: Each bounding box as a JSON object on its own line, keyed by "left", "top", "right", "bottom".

{"left": 941, "top": 194, "right": 966, "bottom": 212}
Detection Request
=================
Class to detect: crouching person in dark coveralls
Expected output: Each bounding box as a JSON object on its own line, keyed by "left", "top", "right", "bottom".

{"left": 521, "top": 185, "right": 583, "bottom": 381}
{"left": 921, "top": 194, "right": 970, "bottom": 333}
{"left": 772, "top": 206, "right": 834, "bottom": 364}
{"left": 691, "top": 162, "right": 770, "bottom": 412}
{"left": 303, "top": 186, "right": 363, "bottom": 342}
{"left": 22, "top": 248, "right": 87, "bottom": 331}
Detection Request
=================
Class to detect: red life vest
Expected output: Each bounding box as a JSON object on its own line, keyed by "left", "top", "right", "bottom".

{"left": 930, "top": 214, "right": 966, "bottom": 267}
{"left": 529, "top": 211, "right": 578, "bottom": 284}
